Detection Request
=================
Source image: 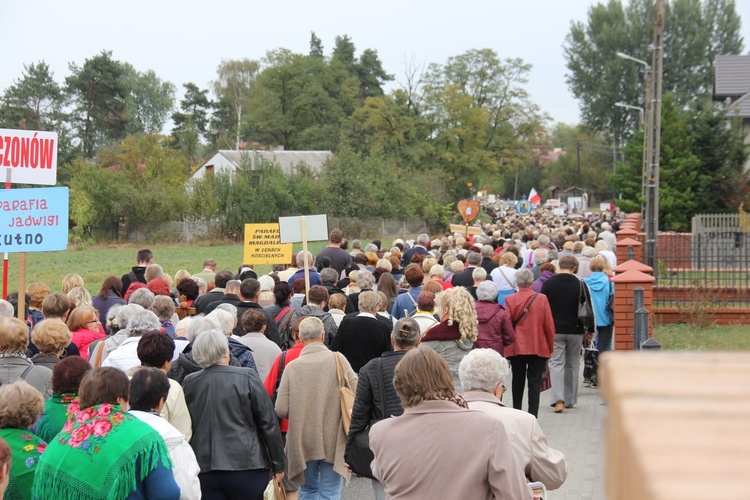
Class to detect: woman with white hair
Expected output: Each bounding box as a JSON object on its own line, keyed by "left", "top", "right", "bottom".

{"left": 257, "top": 275, "right": 276, "bottom": 307}
{"left": 207, "top": 309, "right": 257, "bottom": 371}
{"left": 459, "top": 349, "right": 568, "bottom": 491}
{"left": 183, "top": 329, "right": 285, "bottom": 499}
{"left": 421, "top": 287, "right": 477, "bottom": 393}
{"left": 474, "top": 281, "right": 516, "bottom": 357}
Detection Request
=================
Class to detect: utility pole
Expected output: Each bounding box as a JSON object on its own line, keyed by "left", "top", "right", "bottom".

{"left": 576, "top": 140, "right": 581, "bottom": 180}
{"left": 645, "top": 0, "right": 664, "bottom": 278}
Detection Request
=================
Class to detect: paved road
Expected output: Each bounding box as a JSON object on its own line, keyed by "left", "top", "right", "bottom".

{"left": 341, "top": 364, "right": 607, "bottom": 500}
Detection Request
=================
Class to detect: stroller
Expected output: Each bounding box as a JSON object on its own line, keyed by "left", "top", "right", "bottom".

{"left": 583, "top": 330, "right": 599, "bottom": 387}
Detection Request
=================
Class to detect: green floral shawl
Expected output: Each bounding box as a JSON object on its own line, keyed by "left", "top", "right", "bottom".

{"left": 0, "top": 428, "right": 46, "bottom": 500}
{"left": 32, "top": 404, "right": 171, "bottom": 500}
{"left": 35, "top": 394, "right": 77, "bottom": 444}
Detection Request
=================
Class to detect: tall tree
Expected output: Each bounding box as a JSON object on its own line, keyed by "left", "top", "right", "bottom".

{"left": 309, "top": 32, "right": 324, "bottom": 58}
{"left": 171, "top": 83, "right": 212, "bottom": 161}
{"left": 0, "top": 61, "right": 64, "bottom": 131}
{"left": 564, "top": 0, "right": 744, "bottom": 138}
{"left": 66, "top": 51, "right": 129, "bottom": 158}
{"left": 120, "top": 64, "right": 176, "bottom": 134}
{"left": 213, "top": 58, "right": 260, "bottom": 150}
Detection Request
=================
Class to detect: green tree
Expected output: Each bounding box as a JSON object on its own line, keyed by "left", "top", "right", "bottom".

{"left": 309, "top": 32, "right": 324, "bottom": 58}
{"left": 171, "top": 83, "right": 212, "bottom": 162}
{"left": 213, "top": 59, "right": 260, "bottom": 150}
{"left": 121, "top": 64, "right": 176, "bottom": 134}
{"left": 0, "top": 61, "right": 64, "bottom": 131}
{"left": 564, "top": 0, "right": 744, "bottom": 138}
{"left": 70, "top": 134, "right": 188, "bottom": 237}
{"left": 66, "top": 51, "right": 129, "bottom": 158}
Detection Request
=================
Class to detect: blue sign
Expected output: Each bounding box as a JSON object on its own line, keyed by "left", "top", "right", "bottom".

{"left": 0, "top": 187, "right": 68, "bottom": 252}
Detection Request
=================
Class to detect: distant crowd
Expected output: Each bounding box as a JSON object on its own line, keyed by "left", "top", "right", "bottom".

{"left": 0, "top": 210, "right": 620, "bottom": 499}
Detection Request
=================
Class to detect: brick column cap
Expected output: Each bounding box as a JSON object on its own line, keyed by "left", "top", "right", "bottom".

{"left": 616, "top": 237, "right": 642, "bottom": 247}
{"left": 611, "top": 269, "right": 655, "bottom": 284}
{"left": 616, "top": 228, "right": 638, "bottom": 237}
{"left": 613, "top": 260, "right": 653, "bottom": 274}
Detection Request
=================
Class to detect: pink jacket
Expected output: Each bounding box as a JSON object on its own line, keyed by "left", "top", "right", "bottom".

{"left": 71, "top": 327, "right": 106, "bottom": 361}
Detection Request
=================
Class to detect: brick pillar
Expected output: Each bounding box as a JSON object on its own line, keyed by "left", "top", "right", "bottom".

{"left": 616, "top": 228, "right": 638, "bottom": 242}
{"left": 610, "top": 268, "right": 655, "bottom": 350}
{"left": 616, "top": 237, "right": 643, "bottom": 264}
{"left": 625, "top": 212, "right": 642, "bottom": 229}
{"left": 613, "top": 259, "right": 653, "bottom": 275}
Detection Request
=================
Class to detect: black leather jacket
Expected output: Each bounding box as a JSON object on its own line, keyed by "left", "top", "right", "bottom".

{"left": 183, "top": 364, "right": 285, "bottom": 473}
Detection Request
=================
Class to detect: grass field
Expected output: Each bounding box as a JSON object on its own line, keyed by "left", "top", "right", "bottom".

{"left": 653, "top": 323, "right": 750, "bottom": 351}
{"left": 1, "top": 241, "right": 330, "bottom": 294}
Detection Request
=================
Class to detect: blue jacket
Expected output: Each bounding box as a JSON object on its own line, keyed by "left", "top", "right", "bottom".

{"left": 583, "top": 272, "right": 613, "bottom": 327}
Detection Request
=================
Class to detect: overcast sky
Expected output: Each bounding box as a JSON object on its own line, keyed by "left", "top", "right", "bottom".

{"left": 2, "top": 0, "right": 750, "bottom": 127}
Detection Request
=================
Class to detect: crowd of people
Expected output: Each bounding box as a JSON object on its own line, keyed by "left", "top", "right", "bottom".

{"left": 0, "top": 213, "right": 621, "bottom": 499}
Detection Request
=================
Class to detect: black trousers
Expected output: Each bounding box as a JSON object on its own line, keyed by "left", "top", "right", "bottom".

{"left": 509, "top": 355, "right": 547, "bottom": 418}
{"left": 199, "top": 469, "right": 270, "bottom": 500}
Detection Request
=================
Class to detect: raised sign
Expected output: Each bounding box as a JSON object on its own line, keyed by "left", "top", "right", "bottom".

{"left": 243, "top": 223, "right": 293, "bottom": 265}
{"left": 0, "top": 129, "right": 58, "bottom": 185}
{"left": 0, "top": 187, "right": 68, "bottom": 252}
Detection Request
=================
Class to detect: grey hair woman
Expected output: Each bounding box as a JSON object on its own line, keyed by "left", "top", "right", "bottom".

{"left": 345, "top": 318, "right": 422, "bottom": 499}
{"left": 183, "top": 328, "right": 285, "bottom": 498}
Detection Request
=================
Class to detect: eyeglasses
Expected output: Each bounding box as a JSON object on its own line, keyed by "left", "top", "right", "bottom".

{"left": 86, "top": 319, "right": 101, "bottom": 325}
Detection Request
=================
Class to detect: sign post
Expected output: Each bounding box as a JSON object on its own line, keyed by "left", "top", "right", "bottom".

{"left": 279, "top": 214, "right": 328, "bottom": 302}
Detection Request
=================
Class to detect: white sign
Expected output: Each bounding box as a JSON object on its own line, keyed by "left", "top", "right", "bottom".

{"left": 0, "top": 129, "right": 58, "bottom": 185}
{"left": 279, "top": 214, "right": 329, "bottom": 243}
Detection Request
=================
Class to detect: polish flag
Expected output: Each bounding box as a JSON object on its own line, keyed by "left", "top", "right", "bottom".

{"left": 529, "top": 188, "right": 541, "bottom": 205}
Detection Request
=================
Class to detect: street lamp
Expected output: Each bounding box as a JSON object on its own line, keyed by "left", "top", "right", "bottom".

{"left": 616, "top": 52, "right": 650, "bottom": 70}
{"left": 615, "top": 102, "right": 645, "bottom": 125}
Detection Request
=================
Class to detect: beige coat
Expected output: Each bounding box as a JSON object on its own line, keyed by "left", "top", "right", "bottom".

{"left": 370, "top": 400, "right": 533, "bottom": 499}
{"left": 275, "top": 342, "right": 357, "bottom": 485}
{"left": 464, "top": 390, "right": 568, "bottom": 490}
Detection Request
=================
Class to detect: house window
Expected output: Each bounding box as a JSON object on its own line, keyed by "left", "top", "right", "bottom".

{"left": 206, "top": 165, "right": 214, "bottom": 177}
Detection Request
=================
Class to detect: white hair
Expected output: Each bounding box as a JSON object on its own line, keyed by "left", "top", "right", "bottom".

{"left": 175, "top": 316, "right": 193, "bottom": 337}
{"left": 186, "top": 316, "right": 221, "bottom": 343}
{"left": 459, "top": 348, "right": 510, "bottom": 393}
{"left": 476, "top": 281, "right": 498, "bottom": 302}
{"left": 207, "top": 309, "right": 236, "bottom": 336}
{"left": 358, "top": 291, "right": 380, "bottom": 313}
{"left": 298, "top": 317, "right": 324, "bottom": 341}
{"left": 0, "top": 300, "right": 14, "bottom": 318}
{"left": 124, "top": 309, "right": 160, "bottom": 337}
{"left": 128, "top": 288, "right": 156, "bottom": 309}
{"left": 258, "top": 275, "right": 275, "bottom": 292}
{"left": 192, "top": 329, "right": 229, "bottom": 368}
{"left": 215, "top": 303, "right": 238, "bottom": 320}
{"left": 472, "top": 267, "right": 487, "bottom": 282}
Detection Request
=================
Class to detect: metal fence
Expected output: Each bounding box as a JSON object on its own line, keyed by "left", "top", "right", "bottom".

{"left": 655, "top": 229, "right": 750, "bottom": 309}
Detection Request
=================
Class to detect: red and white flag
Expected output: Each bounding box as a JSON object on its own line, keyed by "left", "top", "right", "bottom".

{"left": 529, "top": 187, "right": 541, "bottom": 205}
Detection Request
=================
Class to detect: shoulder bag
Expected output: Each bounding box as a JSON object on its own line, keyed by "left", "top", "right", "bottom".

{"left": 512, "top": 293, "right": 539, "bottom": 328}
{"left": 577, "top": 280, "right": 596, "bottom": 331}
{"left": 497, "top": 267, "right": 518, "bottom": 292}
{"left": 334, "top": 352, "right": 356, "bottom": 435}
{"left": 346, "top": 358, "right": 385, "bottom": 480}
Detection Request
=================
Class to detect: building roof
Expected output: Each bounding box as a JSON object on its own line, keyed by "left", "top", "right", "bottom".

{"left": 216, "top": 150, "right": 332, "bottom": 174}
{"left": 727, "top": 92, "right": 750, "bottom": 119}
{"left": 714, "top": 55, "right": 750, "bottom": 99}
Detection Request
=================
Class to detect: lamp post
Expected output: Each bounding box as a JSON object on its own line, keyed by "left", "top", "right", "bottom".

{"left": 615, "top": 102, "right": 645, "bottom": 125}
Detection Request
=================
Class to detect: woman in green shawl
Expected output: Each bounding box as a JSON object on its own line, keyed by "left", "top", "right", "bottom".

{"left": 33, "top": 367, "right": 179, "bottom": 500}
{"left": 35, "top": 356, "right": 92, "bottom": 443}
{"left": 0, "top": 380, "right": 46, "bottom": 500}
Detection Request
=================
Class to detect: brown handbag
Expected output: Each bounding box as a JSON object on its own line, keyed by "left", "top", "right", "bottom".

{"left": 334, "top": 352, "right": 355, "bottom": 436}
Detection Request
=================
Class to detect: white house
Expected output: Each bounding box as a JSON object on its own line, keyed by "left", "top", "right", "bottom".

{"left": 191, "top": 149, "right": 333, "bottom": 180}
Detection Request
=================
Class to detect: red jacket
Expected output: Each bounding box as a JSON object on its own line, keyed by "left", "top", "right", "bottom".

{"left": 474, "top": 301, "right": 516, "bottom": 356}
{"left": 71, "top": 327, "right": 106, "bottom": 361}
{"left": 504, "top": 287, "right": 556, "bottom": 359}
{"left": 263, "top": 342, "right": 304, "bottom": 433}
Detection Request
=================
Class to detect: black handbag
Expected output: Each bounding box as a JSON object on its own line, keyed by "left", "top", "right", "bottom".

{"left": 577, "top": 280, "right": 595, "bottom": 331}
{"left": 345, "top": 358, "right": 386, "bottom": 480}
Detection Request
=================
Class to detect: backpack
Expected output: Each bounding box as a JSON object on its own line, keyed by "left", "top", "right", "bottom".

{"left": 278, "top": 310, "right": 296, "bottom": 350}
{"left": 0, "top": 363, "right": 34, "bottom": 387}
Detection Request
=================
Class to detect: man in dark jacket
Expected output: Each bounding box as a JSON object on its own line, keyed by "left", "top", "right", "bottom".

{"left": 120, "top": 248, "right": 153, "bottom": 296}
{"left": 233, "top": 278, "right": 282, "bottom": 347}
{"left": 331, "top": 292, "right": 391, "bottom": 373}
{"left": 451, "top": 252, "right": 482, "bottom": 288}
{"left": 192, "top": 270, "right": 235, "bottom": 314}
{"left": 203, "top": 280, "right": 243, "bottom": 315}
{"left": 480, "top": 245, "right": 499, "bottom": 275}
{"left": 541, "top": 255, "right": 592, "bottom": 414}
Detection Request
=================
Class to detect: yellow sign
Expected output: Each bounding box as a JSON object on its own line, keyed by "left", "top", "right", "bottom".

{"left": 243, "top": 223, "right": 293, "bottom": 265}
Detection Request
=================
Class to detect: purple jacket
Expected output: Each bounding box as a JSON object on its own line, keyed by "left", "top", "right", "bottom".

{"left": 474, "top": 301, "right": 516, "bottom": 356}
{"left": 531, "top": 270, "right": 555, "bottom": 293}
